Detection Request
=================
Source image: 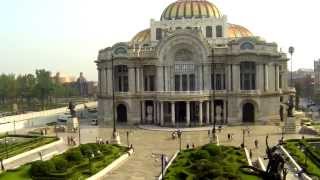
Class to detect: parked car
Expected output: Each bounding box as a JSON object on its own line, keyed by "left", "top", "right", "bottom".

{"left": 91, "top": 119, "right": 98, "bottom": 126}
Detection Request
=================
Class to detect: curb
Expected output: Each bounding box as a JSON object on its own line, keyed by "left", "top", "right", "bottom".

{"left": 138, "top": 125, "right": 222, "bottom": 132}
{"left": 87, "top": 148, "right": 134, "bottom": 180}
{"left": 3, "top": 138, "right": 63, "bottom": 165}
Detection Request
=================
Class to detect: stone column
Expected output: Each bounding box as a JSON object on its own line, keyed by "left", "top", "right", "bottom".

{"left": 98, "top": 69, "right": 101, "bottom": 94}
{"left": 223, "top": 100, "right": 227, "bottom": 124}
{"left": 101, "top": 68, "right": 107, "bottom": 94}
{"left": 275, "top": 65, "right": 279, "bottom": 91}
{"left": 157, "top": 66, "right": 164, "bottom": 91}
{"left": 264, "top": 64, "right": 269, "bottom": 91}
{"left": 128, "top": 67, "right": 135, "bottom": 93}
{"left": 171, "top": 102, "right": 175, "bottom": 126}
{"left": 206, "top": 101, "right": 210, "bottom": 124}
{"left": 257, "top": 64, "right": 264, "bottom": 91}
{"left": 233, "top": 64, "right": 240, "bottom": 91}
{"left": 199, "top": 65, "right": 203, "bottom": 91}
{"left": 203, "top": 65, "right": 210, "bottom": 90}
{"left": 140, "top": 67, "right": 144, "bottom": 92}
{"left": 199, "top": 101, "right": 203, "bottom": 126}
{"left": 226, "top": 64, "right": 232, "bottom": 91}
{"left": 160, "top": 101, "right": 164, "bottom": 126}
{"left": 107, "top": 68, "right": 112, "bottom": 95}
{"left": 142, "top": 100, "right": 145, "bottom": 123}
{"left": 186, "top": 101, "right": 190, "bottom": 126}
{"left": 153, "top": 101, "right": 157, "bottom": 124}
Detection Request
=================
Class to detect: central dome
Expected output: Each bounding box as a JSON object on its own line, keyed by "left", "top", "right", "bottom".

{"left": 161, "top": 0, "right": 222, "bottom": 21}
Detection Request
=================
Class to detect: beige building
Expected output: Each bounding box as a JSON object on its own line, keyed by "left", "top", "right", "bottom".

{"left": 96, "top": 0, "right": 293, "bottom": 126}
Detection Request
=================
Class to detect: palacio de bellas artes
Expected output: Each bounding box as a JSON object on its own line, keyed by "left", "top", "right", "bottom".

{"left": 95, "top": 0, "right": 294, "bottom": 127}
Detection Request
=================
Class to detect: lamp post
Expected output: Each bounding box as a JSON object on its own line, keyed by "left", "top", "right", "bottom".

{"left": 4, "top": 134, "right": 8, "bottom": 159}
{"left": 242, "top": 129, "right": 245, "bottom": 148}
{"left": 111, "top": 55, "right": 121, "bottom": 144}
{"left": 211, "top": 48, "right": 217, "bottom": 143}
{"left": 289, "top": 46, "right": 295, "bottom": 87}
{"left": 177, "top": 129, "right": 182, "bottom": 151}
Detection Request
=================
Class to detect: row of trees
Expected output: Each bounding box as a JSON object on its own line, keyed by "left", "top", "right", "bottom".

{"left": 0, "top": 69, "right": 79, "bottom": 112}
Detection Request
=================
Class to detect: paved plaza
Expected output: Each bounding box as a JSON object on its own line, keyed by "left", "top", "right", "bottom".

{"left": 6, "top": 122, "right": 316, "bottom": 180}
{"left": 80, "top": 124, "right": 315, "bottom": 180}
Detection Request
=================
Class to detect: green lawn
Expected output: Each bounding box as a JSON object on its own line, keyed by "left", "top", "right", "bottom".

{"left": 0, "top": 135, "right": 58, "bottom": 160}
{"left": 284, "top": 139, "right": 320, "bottom": 179}
{"left": 0, "top": 164, "right": 32, "bottom": 180}
{"left": 165, "top": 144, "right": 261, "bottom": 180}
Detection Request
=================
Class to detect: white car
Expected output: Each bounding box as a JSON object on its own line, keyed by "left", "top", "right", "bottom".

{"left": 91, "top": 119, "right": 98, "bottom": 126}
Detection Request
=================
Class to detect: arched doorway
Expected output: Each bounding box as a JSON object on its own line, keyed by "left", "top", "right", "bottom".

{"left": 242, "top": 103, "right": 254, "bottom": 123}
{"left": 117, "top": 104, "right": 127, "bottom": 123}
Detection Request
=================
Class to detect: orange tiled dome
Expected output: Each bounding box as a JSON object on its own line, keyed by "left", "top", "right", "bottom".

{"left": 228, "top": 24, "right": 253, "bottom": 38}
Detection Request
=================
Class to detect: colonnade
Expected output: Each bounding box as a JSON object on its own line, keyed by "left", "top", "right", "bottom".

{"left": 141, "top": 100, "right": 228, "bottom": 127}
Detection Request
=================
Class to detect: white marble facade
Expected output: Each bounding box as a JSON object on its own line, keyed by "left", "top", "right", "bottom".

{"left": 95, "top": 0, "right": 294, "bottom": 127}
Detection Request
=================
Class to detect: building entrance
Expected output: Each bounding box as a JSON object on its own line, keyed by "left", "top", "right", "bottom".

{"left": 175, "top": 102, "right": 186, "bottom": 124}
{"left": 242, "top": 103, "right": 254, "bottom": 123}
{"left": 117, "top": 104, "right": 127, "bottom": 123}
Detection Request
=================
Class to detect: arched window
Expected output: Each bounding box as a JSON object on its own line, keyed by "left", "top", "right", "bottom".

{"left": 240, "top": 42, "right": 254, "bottom": 50}
{"left": 240, "top": 62, "right": 256, "bottom": 90}
{"left": 175, "top": 49, "right": 193, "bottom": 62}
{"left": 114, "top": 47, "right": 127, "bottom": 55}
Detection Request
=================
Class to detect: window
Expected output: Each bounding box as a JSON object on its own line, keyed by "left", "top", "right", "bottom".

{"left": 149, "top": 75, "right": 155, "bottom": 91}
{"left": 156, "top": 28, "right": 162, "bottom": 40}
{"left": 186, "top": 27, "right": 192, "bottom": 30}
{"left": 211, "top": 64, "right": 226, "bottom": 90}
{"left": 175, "top": 75, "right": 180, "bottom": 91}
{"left": 240, "top": 62, "right": 256, "bottom": 90}
{"left": 240, "top": 42, "right": 254, "bottom": 50}
{"left": 176, "top": 27, "right": 182, "bottom": 30}
{"left": 189, "top": 74, "right": 195, "bottom": 91}
{"left": 216, "top": 25, "right": 223, "bottom": 37}
{"left": 182, "top": 75, "right": 188, "bottom": 91}
{"left": 115, "top": 65, "right": 128, "bottom": 92}
{"left": 206, "top": 26, "right": 212, "bottom": 38}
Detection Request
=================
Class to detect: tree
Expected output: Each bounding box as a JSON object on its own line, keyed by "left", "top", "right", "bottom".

{"left": 34, "top": 69, "right": 54, "bottom": 110}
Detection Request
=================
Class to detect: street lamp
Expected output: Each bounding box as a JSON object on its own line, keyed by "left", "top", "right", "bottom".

{"left": 211, "top": 48, "right": 217, "bottom": 143}
{"left": 289, "top": 46, "right": 295, "bottom": 87}
{"left": 242, "top": 129, "right": 245, "bottom": 148}
{"left": 177, "top": 130, "right": 182, "bottom": 151}
{"left": 111, "top": 54, "right": 121, "bottom": 144}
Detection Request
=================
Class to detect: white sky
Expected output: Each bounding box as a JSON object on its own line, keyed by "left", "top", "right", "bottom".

{"left": 0, "top": 0, "right": 319, "bottom": 81}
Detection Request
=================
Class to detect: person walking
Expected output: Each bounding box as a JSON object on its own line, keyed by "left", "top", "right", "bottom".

{"left": 249, "top": 149, "right": 253, "bottom": 159}
{"left": 186, "top": 144, "right": 190, "bottom": 149}
{"left": 227, "top": 133, "right": 231, "bottom": 141}
{"left": 254, "top": 139, "right": 259, "bottom": 149}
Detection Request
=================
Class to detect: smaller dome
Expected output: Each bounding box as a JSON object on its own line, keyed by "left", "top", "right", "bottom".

{"left": 131, "top": 29, "right": 151, "bottom": 44}
{"left": 228, "top": 24, "right": 253, "bottom": 38}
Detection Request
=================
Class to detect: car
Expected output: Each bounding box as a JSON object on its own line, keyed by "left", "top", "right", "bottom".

{"left": 91, "top": 119, "right": 98, "bottom": 126}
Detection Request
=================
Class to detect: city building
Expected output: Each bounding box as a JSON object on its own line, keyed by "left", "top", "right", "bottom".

{"left": 96, "top": 0, "right": 293, "bottom": 126}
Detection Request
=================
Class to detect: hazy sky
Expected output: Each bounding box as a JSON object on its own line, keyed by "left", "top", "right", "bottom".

{"left": 0, "top": 0, "right": 319, "bottom": 81}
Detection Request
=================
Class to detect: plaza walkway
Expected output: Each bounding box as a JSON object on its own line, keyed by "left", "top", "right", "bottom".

{"left": 78, "top": 125, "right": 315, "bottom": 180}
{"left": 4, "top": 124, "right": 315, "bottom": 179}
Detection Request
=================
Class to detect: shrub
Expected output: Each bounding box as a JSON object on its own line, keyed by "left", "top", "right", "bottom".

{"left": 30, "top": 160, "right": 55, "bottom": 176}
{"left": 80, "top": 144, "right": 93, "bottom": 157}
{"left": 52, "top": 156, "right": 69, "bottom": 172}
{"left": 190, "top": 150, "right": 210, "bottom": 160}
{"left": 203, "top": 144, "right": 221, "bottom": 156}
{"left": 65, "top": 149, "right": 84, "bottom": 162}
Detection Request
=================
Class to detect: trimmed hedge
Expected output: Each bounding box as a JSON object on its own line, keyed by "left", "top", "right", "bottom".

{"left": 165, "top": 144, "right": 260, "bottom": 180}
{"left": 284, "top": 139, "right": 320, "bottom": 178}
{"left": 30, "top": 143, "right": 128, "bottom": 180}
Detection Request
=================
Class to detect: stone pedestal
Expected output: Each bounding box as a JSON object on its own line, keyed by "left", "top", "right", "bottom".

{"left": 110, "top": 131, "right": 121, "bottom": 145}
{"left": 284, "top": 117, "right": 296, "bottom": 134}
